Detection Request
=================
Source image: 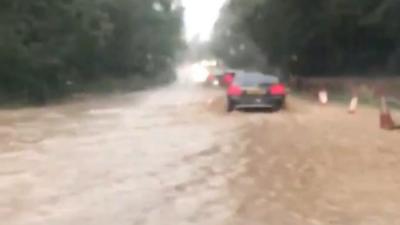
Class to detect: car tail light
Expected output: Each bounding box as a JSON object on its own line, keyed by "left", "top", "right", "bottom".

{"left": 227, "top": 84, "right": 242, "bottom": 96}
{"left": 223, "top": 73, "right": 234, "bottom": 85}
{"left": 269, "top": 83, "right": 286, "bottom": 95}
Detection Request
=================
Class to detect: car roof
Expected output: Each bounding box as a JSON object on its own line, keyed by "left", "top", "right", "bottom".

{"left": 225, "top": 69, "right": 244, "bottom": 74}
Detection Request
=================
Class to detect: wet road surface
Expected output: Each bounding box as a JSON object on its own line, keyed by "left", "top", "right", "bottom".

{"left": 0, "top": 85, "right": 245, "bottom": 225}
{"left": 2, "top": 84, "right": 400, "bottom": 225}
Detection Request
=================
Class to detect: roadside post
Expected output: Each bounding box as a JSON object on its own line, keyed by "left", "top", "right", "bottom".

{"left": 318, "top": 87, "right": 328, "bottom": 105}
{"left": 379, "top": 94, "right": 395, "bottom": 130}
{"left": 348, "top": 86, "right": 359, "bottom": 114}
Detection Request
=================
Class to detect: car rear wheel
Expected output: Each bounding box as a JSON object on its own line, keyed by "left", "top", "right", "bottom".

{"left": 272, "top": 100, "right": 285, "bottom": 112}
{"left": 226, "top": 98, "right": 235, "bottom": 112}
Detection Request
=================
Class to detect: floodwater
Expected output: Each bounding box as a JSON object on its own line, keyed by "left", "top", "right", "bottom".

{"left": 1, "top": 83, "right": 400, "bottom": 225}
{"left": 0, "top": 84, "right": 245, "bottom": 225}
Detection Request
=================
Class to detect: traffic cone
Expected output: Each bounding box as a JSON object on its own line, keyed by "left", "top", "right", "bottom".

{"left": 318, "top": 89, "right": 328, "bottom": 105}
{"left": 348, "top": 96, "right": 358, "bottom": 114}
{"left": 380, "top": 96, "right": 395, "bottom": 130}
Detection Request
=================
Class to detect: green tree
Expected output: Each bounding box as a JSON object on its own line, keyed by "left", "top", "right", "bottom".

{"left": 213, "top": 0, "right": 400, "bottom": 76}
{"left": 0, "top": 0, "right": 183, "bottom": 104}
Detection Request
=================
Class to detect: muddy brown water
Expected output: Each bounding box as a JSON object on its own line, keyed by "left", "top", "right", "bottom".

{"left": 1, "top": 84, "right": 400, "bottom": 225}
{"left": 0, "top": 85, "right": 246, "bottom": 225}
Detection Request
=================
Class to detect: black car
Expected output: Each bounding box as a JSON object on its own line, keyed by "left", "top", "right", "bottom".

{"left": 226, "top": 72, "right": 286, "bottom": 112}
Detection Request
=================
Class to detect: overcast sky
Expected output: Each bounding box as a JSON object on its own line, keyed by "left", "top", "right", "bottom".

{"left": 181, "top": 0, "right": 227, "bottom": 42}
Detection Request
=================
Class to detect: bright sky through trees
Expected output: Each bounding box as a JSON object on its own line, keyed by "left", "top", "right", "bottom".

{"left": 182, "top": 0, "right": 227, "bottom": 42}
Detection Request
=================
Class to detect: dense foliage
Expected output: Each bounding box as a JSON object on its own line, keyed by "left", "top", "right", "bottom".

{"left": 213, "top": 0, "right": 400, "bottom": 76}
{"left": 0, "top": 0, "right": 183, "bottom": 103}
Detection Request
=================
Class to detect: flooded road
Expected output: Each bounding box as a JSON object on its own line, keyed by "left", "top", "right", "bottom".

{"left": 0, "top": 85, "right": 245, "bottom": 225}
{"left": 2, "top": 84, "right": 400, "bottom": 225}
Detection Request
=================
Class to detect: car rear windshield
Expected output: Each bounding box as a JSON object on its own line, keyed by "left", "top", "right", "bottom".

{"left": 235, "top": 72, "right": 279, "bottom": 87}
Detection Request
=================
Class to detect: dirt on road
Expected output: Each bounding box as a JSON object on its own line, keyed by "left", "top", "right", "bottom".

{"left": 1, "top": 84, "right": 400, "bottom": 225}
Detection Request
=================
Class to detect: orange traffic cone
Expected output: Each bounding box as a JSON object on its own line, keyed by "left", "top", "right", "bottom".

{"left": 318, "top": 89, "right": 328, "bottom": 105}
{"left": 380, "top": 96, "right": 395, "bottom": 130}
{"left": 348, "top": 96, "right": 358, "bottom": 114}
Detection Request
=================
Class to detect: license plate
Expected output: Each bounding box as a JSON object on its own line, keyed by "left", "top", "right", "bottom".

{"left": 245, "top": 88, "right": 265, "bottom": 95}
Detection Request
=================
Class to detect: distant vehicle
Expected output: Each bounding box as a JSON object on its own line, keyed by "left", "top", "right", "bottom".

{"left": 226, "top": 72, "right": 286, "bottom": 112}
{"left": 221, "top": 69, "right": 243, "bottom": 87}
{"left": 205, "top": 67, "right": 225, "bottom": 87}
{"left": 206, "top": 74, "right": 223, "bottom": 86}
{"left": 207, "top": 69, "right": 241, "bottom": 87}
